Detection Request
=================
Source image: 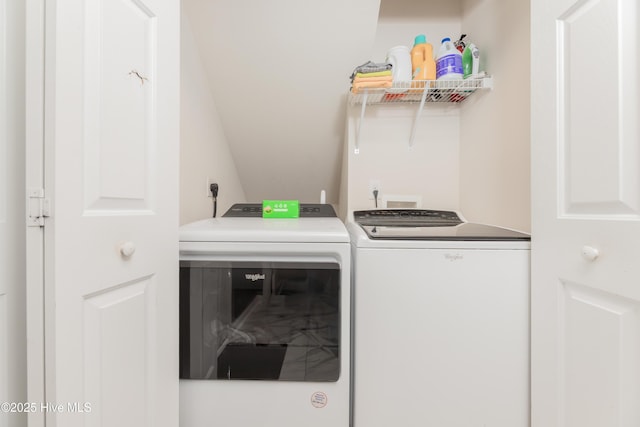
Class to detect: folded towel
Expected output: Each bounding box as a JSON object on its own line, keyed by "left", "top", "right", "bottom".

{"left": 353, "top": 75, "right": 393, "bottom": 84}
{"left": 351, "top": 80, "right": 393, "bottom": 93}
{"left": 350, "top": 61, "right": 392, "bottom": 80}
{"left": 354, "top": 70, "right": 392, "bottom": 79}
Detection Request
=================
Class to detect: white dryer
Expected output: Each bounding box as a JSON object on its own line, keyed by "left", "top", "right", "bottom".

{"left": 179, "top": 204, "right": 351, "bottom": 427}
{"left": 348, "top": 209, "right": 530, "bottom": 427}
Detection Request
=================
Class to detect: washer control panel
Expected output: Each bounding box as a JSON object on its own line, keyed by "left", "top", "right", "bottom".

{"left": 353, "top": 209, "right": 463, "bottom": 227}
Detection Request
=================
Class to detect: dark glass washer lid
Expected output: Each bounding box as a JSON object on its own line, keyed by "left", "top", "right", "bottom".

{"left": 353, "top": 209, "right": 463, "bottom": 227}
{"left": 360, "top": 223, "right": 530, "bottom": 241}
{"left": 354, "top": 210, "right": 530, "bottom": 241}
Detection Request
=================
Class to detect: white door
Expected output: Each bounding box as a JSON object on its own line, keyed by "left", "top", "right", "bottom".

{"left": 41, "top": 0, "right": 180, "bottom": 426}
{"left": 0, "top": 0, "right": 27, "bottom": 426}
{"left": 531, "top": 0, "right": 640, "bottom": 426}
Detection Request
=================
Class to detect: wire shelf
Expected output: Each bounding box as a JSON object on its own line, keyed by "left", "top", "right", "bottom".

{"left": 349, "top": 75, "right": 493, "bottom": 153}
{"left": 348, "top": 76, "right": 493, "bottom": 105}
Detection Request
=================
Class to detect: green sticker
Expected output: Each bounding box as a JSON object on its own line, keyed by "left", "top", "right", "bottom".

{"left": 262, "top": 200, "right": 300, "bottom": 218}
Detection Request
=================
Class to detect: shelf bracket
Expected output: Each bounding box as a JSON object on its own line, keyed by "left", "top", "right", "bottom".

{"left": 349, "top": 76, "right": 493, "bottom": 153}
{"left": 354, "top": 90, "right": 368, "bottom": 154}
{"left": 408, "top": 86, "right": 430, "bottom": 148}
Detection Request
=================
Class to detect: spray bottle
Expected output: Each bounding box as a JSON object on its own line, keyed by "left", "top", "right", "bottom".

{"left": 462, "top": 43, "right": 480, "bottom": 79}
{"left": 454, "top": 34, "right": 467, "bottom": 53}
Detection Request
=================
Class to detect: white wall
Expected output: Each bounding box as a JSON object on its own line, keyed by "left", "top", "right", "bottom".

{"left": 459, "top": 0, "right": 531, "bottom": 232}
{"left": 180, "top": 13, "right": 246, "bottom": 224}
{"left": 0, "top": 0, "right": 27, "bottom": 425}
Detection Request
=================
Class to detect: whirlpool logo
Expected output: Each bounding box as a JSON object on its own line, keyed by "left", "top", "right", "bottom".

{"left": 245, "top": 273, "right": 265, "bottom": 282}
{"left": 444, "top": 253, "right": 464, "bottom": 262}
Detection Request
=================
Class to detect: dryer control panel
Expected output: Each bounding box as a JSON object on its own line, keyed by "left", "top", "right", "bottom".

{"left": 224, "top": 203, "right": 337, "bottom": 218}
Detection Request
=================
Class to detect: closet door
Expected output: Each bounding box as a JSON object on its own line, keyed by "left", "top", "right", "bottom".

{"left": 0, "top": 0, "right": 27, "bottom": 426}
{"left": 42, "top": 0, "right": 180, "bottom": 426}
{"left": 531, "top": 0, "right": 640, "bottom": 426}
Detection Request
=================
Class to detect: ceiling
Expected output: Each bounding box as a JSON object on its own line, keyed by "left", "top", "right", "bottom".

{"left": 183, "top": 0, "right": 382, "bottom": 204}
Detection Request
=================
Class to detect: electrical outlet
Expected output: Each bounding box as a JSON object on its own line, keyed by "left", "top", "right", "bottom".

{"left": 206, "top": 177, "right": 214, "bottom": 197}
{"left": 368, "top": 180, "right": 381, "bottom": 200}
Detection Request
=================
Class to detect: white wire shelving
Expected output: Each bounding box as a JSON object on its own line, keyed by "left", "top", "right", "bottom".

{"left": 349, "top": 75, "right": 493, "bottom": 153}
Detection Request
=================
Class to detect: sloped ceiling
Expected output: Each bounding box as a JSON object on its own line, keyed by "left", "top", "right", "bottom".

{"left": 183, "top": 0, "right": 381, "bottom": 204}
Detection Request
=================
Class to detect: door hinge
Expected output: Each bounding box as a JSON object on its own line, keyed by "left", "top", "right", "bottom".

{"left": 27, "top": 188, "right": 50, "bottom": 227}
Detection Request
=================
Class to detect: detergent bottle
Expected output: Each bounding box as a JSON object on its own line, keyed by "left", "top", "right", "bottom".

{"left": 436, "top": 37, "right": 463, "bottom": 80}
{"left": 462, "top": 43, "right": 480, "bottom": 78}
{"left": 385, "top": 45, "right": 412, "bottom": 93}
{"left": 410, "top": 34, "right": 436, "bottom": 81}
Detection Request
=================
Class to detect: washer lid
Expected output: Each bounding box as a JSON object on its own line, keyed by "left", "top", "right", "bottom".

{"left": 359, "top": 223, "right": 530, "bottom": 241}
{"left": 353, "top": 209, "right": 463, "bottom": 226}
{"left": 353, "top": 209, "right": 530, "bottom": 241}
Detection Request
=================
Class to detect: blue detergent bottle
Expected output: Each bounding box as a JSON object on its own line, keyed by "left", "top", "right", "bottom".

{"left": 436, "top": 37, "right": 463, "bottom": 80}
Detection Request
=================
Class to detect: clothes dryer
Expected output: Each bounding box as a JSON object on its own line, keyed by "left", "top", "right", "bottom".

{"left": 179, "top": 204, "right": 351, "bottom": 427}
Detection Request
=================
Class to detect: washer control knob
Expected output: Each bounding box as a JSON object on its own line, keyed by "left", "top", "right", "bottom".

{"left": 581, "top": 245, "right": 599, "bottom": 262}
{"left": 120, "top": 241, "right": 136, "bottom": 258}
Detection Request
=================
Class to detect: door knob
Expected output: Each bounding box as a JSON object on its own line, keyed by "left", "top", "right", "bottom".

{"left": 581, "top": 245, "right": 599, "bottom": 261}
{"left": 120, "top": 241, "right": 136, "bottom": 257}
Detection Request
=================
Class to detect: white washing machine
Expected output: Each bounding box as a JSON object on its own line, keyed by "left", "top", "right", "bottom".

{"left": 178, "top": 204, "right": 351, "bottom": 427}
{"left": 348, "top": 209, "right": 530, "bottom": 427}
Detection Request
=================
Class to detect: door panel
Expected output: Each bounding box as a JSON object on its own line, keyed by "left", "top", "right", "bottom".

{"left": 84, "top": 277, "right": 155, "bottom": 426}
{"left": 45, "top": 0, "right": 179, "bottom": 426}
{"left": 0, "top": 0, "right": 7, "bottom": 419}
{"left": 561, "top": 281, "right": 640, "bottom": 426}
{"left": 532, "top": 0, "right": 640, "bottom": 425}
{"left": 0, "top": 0, "right": 27, "bottom": 426}
{"left": 0, "top": 294, "right": 6, "bottom": 427}
{"left": 25, "top": 0, "right": 45, "bottom": 425}
{"left": 84, "top": 0, "right": 157, "bottom": 210}
{"left": 557, "top": 0, "right": 640, "bottom": 216}
{"left": 0, "top": 0, "right": 5, "bottom": 225}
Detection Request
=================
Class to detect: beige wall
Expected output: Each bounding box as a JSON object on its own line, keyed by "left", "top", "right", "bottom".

{"left": 343, "top": 0, "right": 464, "bottom": 217}
{"left": 182, "top": 0, "right": 381, "bottom": 206}
{"left": 343, "top": 0, "right": 531, "bottom": 232}
{"left": 181, "top": 0, "right": 531, "bottom": 231}
{"left": 180, "top": 13, "right": 246, "bottom": 225}
{"left": 343, "top": 104, "right": 462, "bottom": 215}
{"left": 459, "top": 0, "right": 531, "bottom": 232}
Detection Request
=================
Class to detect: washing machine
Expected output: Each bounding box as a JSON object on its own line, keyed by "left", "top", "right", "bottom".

{"left": 348, "top": 209, "right": 531, "bottom": 427}
{"left": 178, "top": 204, "right": 351, "bottom": 427}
